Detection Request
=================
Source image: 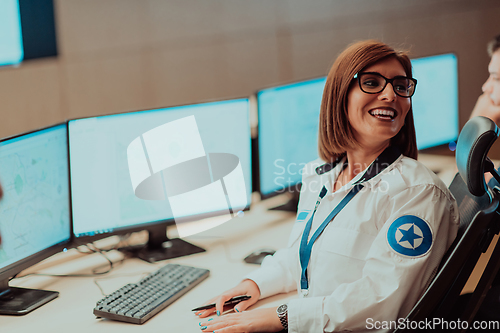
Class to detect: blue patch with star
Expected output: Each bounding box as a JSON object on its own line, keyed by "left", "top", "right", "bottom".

{"left": 387, "top": 215, "right": 433, "bottom": 257}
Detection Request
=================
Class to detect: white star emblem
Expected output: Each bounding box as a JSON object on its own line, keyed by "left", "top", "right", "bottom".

{"left": 395, "top": 223, "right": 424, "bottom": 249}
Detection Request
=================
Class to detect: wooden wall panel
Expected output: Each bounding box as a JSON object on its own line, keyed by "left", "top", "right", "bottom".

{"left": 0, "top": 0, "right": 499, "bottom": 159}
{"left": 144, "top": 0, "right": 280, "bottom": 46}
{"left": 143, "top": 42, "right": 233, "bottom": 110}
{"left": 217, "top": 35, "right": 281, "bottom": 98}
{"left": 289, "top": 26, "right": 387, "bottom": 81}
{"left": 56, "top": 0, "right": 148, "bottom": 59}
{"left": 62, "top": 53, "right": 148, "bottom": 119}
{"left": 0, "top": 59, "right": 63, "bottom": 137}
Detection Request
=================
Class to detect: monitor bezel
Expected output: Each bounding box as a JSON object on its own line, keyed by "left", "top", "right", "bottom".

{"left": 0, "top": 122, "right": 73, "bottom": 282}
{"left": 68, "top": 97, "right": 253, "bottom": 245}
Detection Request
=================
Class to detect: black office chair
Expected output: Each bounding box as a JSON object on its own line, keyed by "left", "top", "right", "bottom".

{"left": 395, "top": 116, "right": 500, "bottom": 332}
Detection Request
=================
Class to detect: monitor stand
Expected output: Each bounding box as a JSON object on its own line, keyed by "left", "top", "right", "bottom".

{"left": 119, "top": 225, "right": 206, "bottom": 263}
{"left": 0, "top": 280, "right": 58, "bottom": 315}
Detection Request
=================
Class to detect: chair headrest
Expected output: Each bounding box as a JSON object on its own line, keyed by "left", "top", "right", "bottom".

{"left": 456, "top": 116, "right": 499, "bottom": 196}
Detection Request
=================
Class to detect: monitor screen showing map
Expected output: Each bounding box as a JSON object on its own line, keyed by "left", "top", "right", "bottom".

{"left": 0, "top": 124, "right": 71, "bottom": 271}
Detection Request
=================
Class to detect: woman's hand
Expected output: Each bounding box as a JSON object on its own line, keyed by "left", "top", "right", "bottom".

{"left": 195, "top": 279, "right": 261, "bottom": 318}
{"left": 470, "top": 93, "right": 500, "bottom": 124}
{"left": 198, "top": 307, "right": 283, "bottom": 333}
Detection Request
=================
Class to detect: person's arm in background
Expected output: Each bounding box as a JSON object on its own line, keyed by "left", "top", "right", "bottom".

{"left": 470, "top": 37, "right": 500, "bottom": 185}
{"left": 470, "top": 93, "right": 500, "bottom": 187}
{"left": 469, "top": 93, "right": 500, "bottom": 124}
{"left": 471, "top": 35, "right": 500, "bottom": 123}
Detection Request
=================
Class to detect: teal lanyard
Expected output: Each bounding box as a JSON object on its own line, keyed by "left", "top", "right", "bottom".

{"left": 297, "top": 146, "right": 401, "bottom": 296}
{"left": 299, "top": 184, "right": 363, "bottom": 294}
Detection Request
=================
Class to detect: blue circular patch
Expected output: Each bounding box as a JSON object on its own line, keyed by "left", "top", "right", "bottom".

{"left": 387, "top": 215, "right": 433, "bottom": 257}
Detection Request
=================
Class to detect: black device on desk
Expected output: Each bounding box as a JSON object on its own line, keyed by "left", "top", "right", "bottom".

{"left": 68, "top": 98, "right": 252, "bottom": 262}
{"left": 94, "top": 263, "right": 209, "bottom": 324}
{"left": 0, "top": 124, "right": 72, "bottom": 315}
{"left": 244, "top": 248, "right": 276, "bottom": 265}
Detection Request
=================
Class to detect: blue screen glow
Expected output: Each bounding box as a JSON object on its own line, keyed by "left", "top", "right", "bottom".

{"left": 258, "top": 77, "right": 326, "bottom": 196}
{"left": 411, "top": 53, "right": 459, "bottom": 150}
{"left": 0, "top": 0, "right": 24, "bottom": 67}
{"left": 0, "top": 125, "right": 71, "bottom": 270}
{"left": 69, "top": 100, "right": 252, "bottom": 237}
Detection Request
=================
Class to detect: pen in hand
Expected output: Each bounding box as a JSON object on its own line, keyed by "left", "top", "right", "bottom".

{"left": 191, "top": 295, "right": 251, "bottom": 311}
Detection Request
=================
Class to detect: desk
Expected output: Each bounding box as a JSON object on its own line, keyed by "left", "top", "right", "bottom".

{"left": 0, "top": 154, "right": 473, "bottom": 331}
{"left": 0, "top": 195, "right": 298, "bottom": 332}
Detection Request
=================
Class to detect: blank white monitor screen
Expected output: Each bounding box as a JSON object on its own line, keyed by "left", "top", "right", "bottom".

{"left": 69, "top": 99, "right": 252, "bottom": 238}
{"left": 0, "top": 0, "right": 23, "bottom": 67}
{"left": 411, "top": 53, "right": 459, "bottom": 150}
{"left": 257, "top": 53, "right": 459, "bottom": 197}
{"left": 0, "top": 124, "right": 70, "bottom": 270}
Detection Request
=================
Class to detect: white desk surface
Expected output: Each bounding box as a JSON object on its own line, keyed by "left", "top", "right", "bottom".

{"left": 0, "top": 154, "right": 460, "bottom": 332}
{"left": 0, "top": 195, "right": 298, "bottom": 332}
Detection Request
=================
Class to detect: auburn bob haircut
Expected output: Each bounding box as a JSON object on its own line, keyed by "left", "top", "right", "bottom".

{"left": 318, "top": 40, "right": 418, "bottom": 162}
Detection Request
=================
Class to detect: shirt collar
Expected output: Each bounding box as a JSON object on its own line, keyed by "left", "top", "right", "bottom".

{"left": 352, "top": 145, "right": 402, "bottom": 185}
{"left": 324, "top": 146, "right": 403, "bottom": 194}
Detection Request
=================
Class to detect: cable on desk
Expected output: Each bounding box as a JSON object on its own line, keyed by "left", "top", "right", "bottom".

{"left": 74, "top": 234, "right": 133, "bottom": 254}
{"left": 11, "top": 244, "right": 124, "bottom": 280}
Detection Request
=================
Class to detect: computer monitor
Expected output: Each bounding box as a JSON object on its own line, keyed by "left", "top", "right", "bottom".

{"left": 69, "top": 99, "right": 252, "bottom": 262}
{"left": 256, "top": 53, "right": 459, "bottom": 210}
{"left": 0, "top": 0, "right": 58, "bottom": 67}
{"left": 0, "top": 0, "right": 24, "bottom": 67}
{"left": 18, "top": 0, "right": 58, "bottom": 61}
{"left": 0, "top": 123, "right": 71, "bottom": 315}
{"left": 257, "top": 77, "right": 326, "bottom": 210}
{"left": 411, "top": 53, "right": 459, "bottom": 150}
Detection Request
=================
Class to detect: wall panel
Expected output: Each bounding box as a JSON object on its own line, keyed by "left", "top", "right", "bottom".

{"left": 0, "top": 0, "right": 499, "bottom": 157}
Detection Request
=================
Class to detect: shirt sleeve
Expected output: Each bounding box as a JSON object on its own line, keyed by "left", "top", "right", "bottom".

{"left": 287, "top": 184, "right": 459, "bottom": 333}
{"left": 245, "top": 163, "right": 320, "bottom": 298}
{"left": 244, "top": 238, "right": 298, "bottom": 298}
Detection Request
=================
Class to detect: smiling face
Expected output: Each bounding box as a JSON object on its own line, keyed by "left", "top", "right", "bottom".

{"left": 482, "top": 50, "right": 500, "bottom": 105}
{"left": 346, "top": 56, "right": 411, "bottom": 150}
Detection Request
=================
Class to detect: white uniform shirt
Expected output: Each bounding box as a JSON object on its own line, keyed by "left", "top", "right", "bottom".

{"left": 246, "top": 154, "right": 459, "bottom": 333}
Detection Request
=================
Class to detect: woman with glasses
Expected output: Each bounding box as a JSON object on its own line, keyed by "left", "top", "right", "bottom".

{"left": 196, "top": 40, "right": 459, "bottom": 333}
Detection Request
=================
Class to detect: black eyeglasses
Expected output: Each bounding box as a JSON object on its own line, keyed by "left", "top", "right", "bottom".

{"left": 354, "top": 72, "right": 417, "bottom": 98}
